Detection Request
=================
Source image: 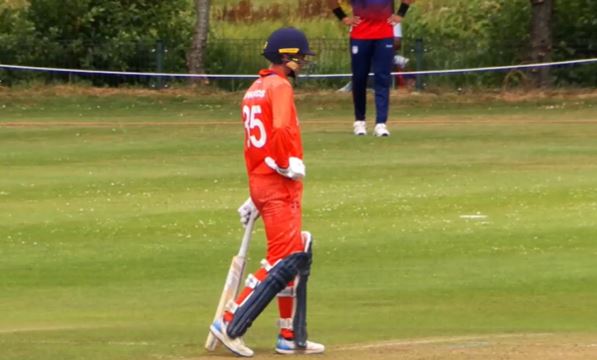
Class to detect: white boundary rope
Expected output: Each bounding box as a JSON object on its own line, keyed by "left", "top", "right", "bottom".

{"left": 309, "top": 58, "right": 597, "bottom": 78}
{"left": 1, "top": 58, "right": 596, "bottom": 79}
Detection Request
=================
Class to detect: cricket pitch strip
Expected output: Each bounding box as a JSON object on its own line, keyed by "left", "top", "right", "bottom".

{"left": 200, "top": 333, "right": 597, "bottom": 359}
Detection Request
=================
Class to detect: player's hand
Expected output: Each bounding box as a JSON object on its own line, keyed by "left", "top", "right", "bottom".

{"left": 388, "top": 14, "right": 403, "bottom": 25}
{"left": 343, "top": 16, "right": 361, "bottom": 27}
{"left": 238, "top": 197, "right": 259, "bottom": 228}
{"left": 265, "top": 156, "right": 306, "bottom": 181}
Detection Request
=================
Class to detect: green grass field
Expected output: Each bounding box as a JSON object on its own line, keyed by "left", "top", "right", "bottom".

{"left": 1, "top": 88, "right": 597, "bottom": 359}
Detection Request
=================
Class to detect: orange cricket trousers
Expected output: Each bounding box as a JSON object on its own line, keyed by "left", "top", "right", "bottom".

{"left": 224, "top": 173, "right": 305, "bottom": 339}
{"left": 249, "top": 172, "right": 304, "bottom": 263}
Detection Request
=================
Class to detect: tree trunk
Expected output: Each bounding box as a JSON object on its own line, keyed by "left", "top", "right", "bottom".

{"left": 529, "top": 0, "right": 554, "bottom": 87}
{"left": 188, "top": 0, "right": 211, "bottom": 85}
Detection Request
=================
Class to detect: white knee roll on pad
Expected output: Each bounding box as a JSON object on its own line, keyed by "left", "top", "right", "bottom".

{"left": 245, "top": 274, "right": 260, "bottom": 289}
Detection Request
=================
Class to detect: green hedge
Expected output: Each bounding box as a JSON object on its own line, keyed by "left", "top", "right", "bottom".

{"left": 1, "top": 0, "right": 595, "bottom": 88}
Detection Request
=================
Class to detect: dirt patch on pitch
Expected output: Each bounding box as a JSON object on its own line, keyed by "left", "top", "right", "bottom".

{"left": 201, "top": 333, "right": 597, "bottom": 359}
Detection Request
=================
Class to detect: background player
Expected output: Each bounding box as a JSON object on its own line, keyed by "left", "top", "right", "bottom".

{"left": 337, "top": 21, "right": 410, "bottom": 92}
{"left": 210, "top": 27, "right": 324, "bottom": 357}
{"left": 392, "top": 22, "right": 410, "bottom": 88}
{"left": 328, "top": 0, "right": 415, "bottom": 136}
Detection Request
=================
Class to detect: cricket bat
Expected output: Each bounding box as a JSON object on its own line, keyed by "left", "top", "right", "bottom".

{"left": 204, "top": 211, "right": 258, "bottom": 351}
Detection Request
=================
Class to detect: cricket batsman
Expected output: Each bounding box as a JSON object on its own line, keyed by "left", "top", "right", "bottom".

{"left": 210, "top": 27, "right": 325, "bottom": 357}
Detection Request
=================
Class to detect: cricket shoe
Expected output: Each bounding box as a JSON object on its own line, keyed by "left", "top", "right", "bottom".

{"left": 373, "top": 123, "right": 390, "bottom": 137}
{"left": 337, "top": 81, "right": 352, "bottom": 92}
{"left": 210, "top": 318, "right": 254, "bottom": 357}
{"left": 275, "top": 336, "right": 325, "bottom": 355}
{"left": 393, "top": 55, "right": 410, "bottom": 68}
{"left": 353, "top": 120, "right": 367, "bottom": 136}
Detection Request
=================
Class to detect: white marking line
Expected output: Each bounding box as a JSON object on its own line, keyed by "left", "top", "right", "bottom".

{"left": 0, "top": 325, "right": 107, "bottom": 334}
{"left": 0, "top": 339, "right": 153, "bottom": 346}
{"left": 336, "top": 333, "right": 554, "bottom": 351}
{"left": 460, "top": 214, "right": 488, "bottom": 219}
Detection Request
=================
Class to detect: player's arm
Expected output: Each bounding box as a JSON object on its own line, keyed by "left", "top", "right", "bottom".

{"left": 389, "top": 0, "right": 415, "bottom": 25}
{"left": 327, "top": 0, "right": 360, "bottom": 27}
{"left": 265, "top": 83, "right": 305, "bottom": 180}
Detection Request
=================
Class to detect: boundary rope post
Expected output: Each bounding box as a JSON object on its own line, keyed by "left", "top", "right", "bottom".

{"left": 415, "top": 38, "right": 424, "bottom": 91}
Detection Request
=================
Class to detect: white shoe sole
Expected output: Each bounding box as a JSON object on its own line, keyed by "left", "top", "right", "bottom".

{"left": 210, "top": 324, "right": 254, "bottom": 357}
{"left": 354, "top": 121, "right": 367, "bottom": 136}
{"left": 373, "top": 126, "right": 390, "bottom": 137}
{"left": 275, "top": 347, "right": 325, "bottom": 355}
{"left": 275, "top": 339, "right": 325, "bottom": 355}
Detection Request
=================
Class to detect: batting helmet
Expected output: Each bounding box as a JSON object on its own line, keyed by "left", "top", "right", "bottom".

{"left": 262, "top": 27, "right": 315, "bottom": 64}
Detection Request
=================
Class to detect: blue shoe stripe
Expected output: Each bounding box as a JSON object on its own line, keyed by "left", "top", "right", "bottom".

{"left": 276, "top": 338, "right": 294, "bottom": 351}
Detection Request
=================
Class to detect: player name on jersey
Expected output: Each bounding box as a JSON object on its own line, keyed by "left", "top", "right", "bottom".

{"left": 244, "top": 89, "right": 266, "bottom": 100}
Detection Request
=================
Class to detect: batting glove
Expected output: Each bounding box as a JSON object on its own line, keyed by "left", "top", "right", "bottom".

{"left": 238, "top": 197, "right": 259, "bottom": 228}
{"left": 264, "top": 156, "right": 306, "bottom": 181}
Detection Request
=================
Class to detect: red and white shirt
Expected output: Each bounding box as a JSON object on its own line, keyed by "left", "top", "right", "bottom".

{"left": 241, "top": 69, "right": 303, "bottom": 177}
{"left": 350, "top": 0, "right": 394, "bottom": 39}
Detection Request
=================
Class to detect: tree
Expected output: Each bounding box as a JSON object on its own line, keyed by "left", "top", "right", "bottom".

{"left": 529, "top": 0, "right": 554, "bottom": 87}
{"left": 24, "top": 0, "right": 191, "bottom": 68}
{"left": 552, "top": 0, "right": 597, "bottom": 86}
{"left": 188, "top": 0, "right": 211, "bottom": 84}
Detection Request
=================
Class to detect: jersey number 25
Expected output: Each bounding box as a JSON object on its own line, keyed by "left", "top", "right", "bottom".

{"left": 243, "top": 105, "right": 266, "bottom": 148}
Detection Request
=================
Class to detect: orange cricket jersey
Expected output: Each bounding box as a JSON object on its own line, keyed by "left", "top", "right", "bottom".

{"left": 241, "top": 69, "right": 303, "bottom": 176}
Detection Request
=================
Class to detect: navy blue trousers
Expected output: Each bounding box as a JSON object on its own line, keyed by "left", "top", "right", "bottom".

{"left": 350, "top": 38, "right": 394, "bottom": 124}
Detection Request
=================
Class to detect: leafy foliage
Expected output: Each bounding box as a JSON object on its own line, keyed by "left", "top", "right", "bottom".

{"left": 1, "top": 0, "right": 193, "bottom": 85}
{"left": 399, "top": 0, "right": 532, "bottom": 87}
{"left": 552, "top": 0, "right": 597, "bottom": 85}
{"left": 1, "top": 0, "right": 595, "bottom": 87}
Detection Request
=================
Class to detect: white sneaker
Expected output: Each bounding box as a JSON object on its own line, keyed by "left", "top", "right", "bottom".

{"left": 210, "top": 318, "right": 254, "bottom": 357}
{"left": 393, "top": 55, "right": 410, "bottom": 67}
{"left": 275, "top": 336, "right": 325, "bottom": 355}
{"left": 373, "top": 123, "right": 390, "bottom": 137}
{"left": 337, "top": 81, "right": 352, "bottom": 92}
{"left": 353, "top": 120, "right": 367, "bottom": 136}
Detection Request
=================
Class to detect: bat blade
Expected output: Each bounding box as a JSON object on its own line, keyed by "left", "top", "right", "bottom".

{"left": 205, "top": 208, "right": 257, "bottom": 351}
{"left": 204, "top": 254, "right": 247, "bottom": 351}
